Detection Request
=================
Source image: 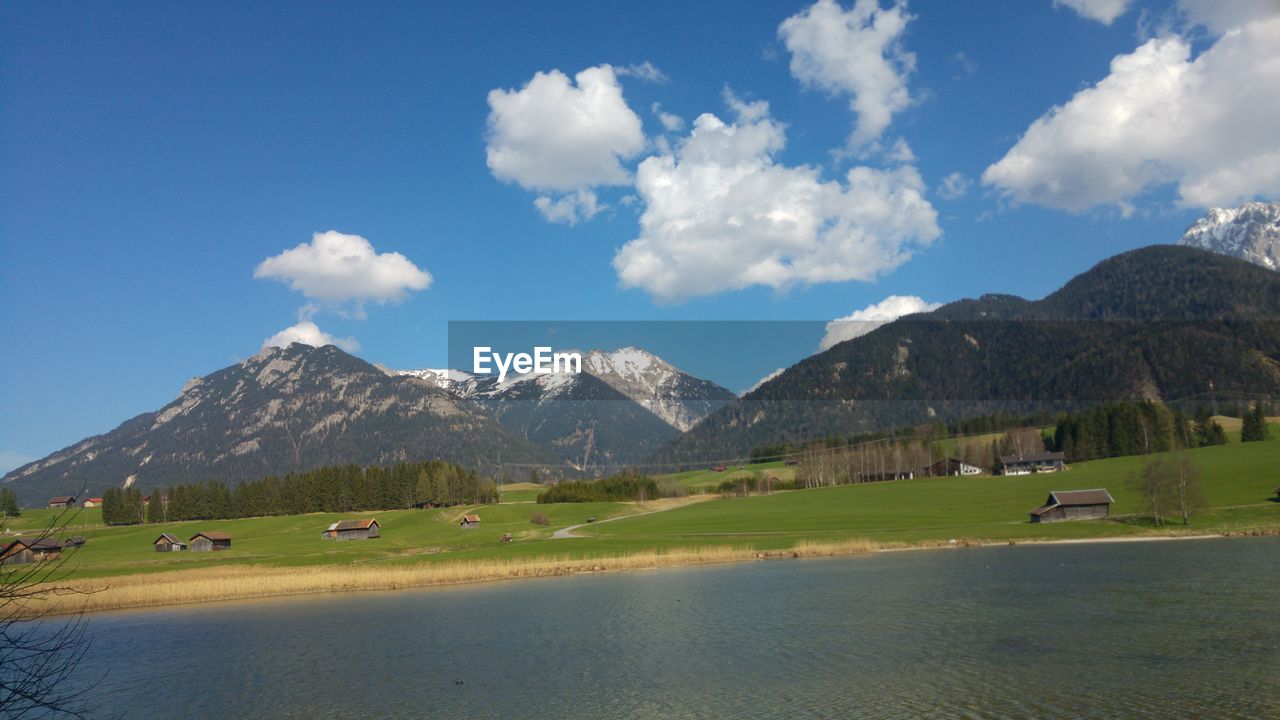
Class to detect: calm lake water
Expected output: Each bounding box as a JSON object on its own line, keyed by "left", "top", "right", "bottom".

{"left": 74, "top": 537, "right": 1278, "bottom": 719}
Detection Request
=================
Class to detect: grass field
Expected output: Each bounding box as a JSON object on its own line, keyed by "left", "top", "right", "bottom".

{"left": 497, "top": 482, "right": 544, "bottom": 503}
{"left": 7, "top": 433, "right": 1278, "bottom": 614}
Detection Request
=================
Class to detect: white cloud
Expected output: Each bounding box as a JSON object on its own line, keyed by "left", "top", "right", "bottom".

{"left": 263, "top": 321, "right": 359, "bottom": 353}
{"left": 652, "top": 102, "right": 685, "bottom": 132}
{"left": 612, "top": 96, "right": 940, "bottom": 302}
{"left": 1054, "top": 0, "right": 1132, "bottom": 25}
{"left": 742, "top": 368, "right": 785, "bottom": 395}
{"left": 938, "top": 171, "right": 971, "bottom": 200}
{"left": 534, "top": 190, "right": 605, "bottom": 225}
{"left": 819, "top": 295, "right": 941, "bottom": 351}
{"left": 778, "top": 0, "right": 916, "bottom": 151}
{"left": 1177, "top": 0, "right": 1279, "bottom": 33}
{"left": 884, "top": 137, "right": 915, "bottom": 163}
{"left": 616, "top": 61, "right": 669, "bottom": 83}
{"left": 983, "top": 15, "right": 1280, "bottom": 211}
{"left": 254, "top": 231, "right": 432, "bottom": 309}
{"left": 485, "top": 65, "right": 646, "bottom": 192}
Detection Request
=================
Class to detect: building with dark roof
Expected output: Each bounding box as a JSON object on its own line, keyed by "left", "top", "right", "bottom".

{"left": 926, "top": 457, "right": 983, "bottom": 476}
{"left": 189, "top": 531, "right": 232, "bottom": 552}
{"left": 1001, "top": 452, "right": 1066, "bottom": 475}
{"left": 1030, "top": 489, "right": 1114, "bottom": 523}
{"left": 322, "top": 519, "right": 381, "bottom": 541}
{"left": 154, "top": 533, "right": 186, "bottom": 552}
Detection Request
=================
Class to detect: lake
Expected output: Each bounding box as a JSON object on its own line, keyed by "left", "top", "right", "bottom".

{"left": 75, "top": 537, "right": 1278, "bottom": 718}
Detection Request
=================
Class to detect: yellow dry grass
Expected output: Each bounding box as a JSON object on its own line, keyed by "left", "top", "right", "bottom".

{"left": 13, "top": 537, "right": 891, "bottom": 618}
{"left": 1213, "top": 415, "right": 1280, "bottom": 432}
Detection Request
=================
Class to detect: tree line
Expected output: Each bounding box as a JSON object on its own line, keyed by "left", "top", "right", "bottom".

{"left": 100, "top": 460, "right": 496, "bottom": 526}
{"left": 1050, "top": 402, "right": 1235, "bottom": 463}
{"left": 537, "top": 471, "right": 661, "bottom": 503}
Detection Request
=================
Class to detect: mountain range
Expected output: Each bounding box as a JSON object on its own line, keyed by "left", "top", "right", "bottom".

{"left": 7, "top": 202, "right": 1280, "bottom": 503}
{"left": 2, "top": 344, "right": 732, "bottom": 502}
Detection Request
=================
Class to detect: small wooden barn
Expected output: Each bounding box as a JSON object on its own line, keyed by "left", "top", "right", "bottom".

{"left": 1001, "top": 452, "right": 1066, "bottom": 475}
{"left": 322, "top": 519, "right": 381, "bottom": 541}
{"left": 47, "top": 496, "right": 76, "bottom": 509}
{"left": 0, "top": 539, "right": 33, "bottom": 565}
{"left": 62, "top": 536, "right": 86, "bottom": 548}
{"left": 154, "top": 533, "right": 186, "bottom": 552}
{"left": 7, "top": 538, "right": 64, "bottom": 562}
{"left": 459, "top": 514, "right": 481, "bottom": 529}
{"left": 82, "top": 497, "right": 103, "bottom": 508}
{"left": 1030, "top": 489, "right": 1114, "bottom": 523}
{"left": 189, "top": 531, "right": 232, "bottom": 552}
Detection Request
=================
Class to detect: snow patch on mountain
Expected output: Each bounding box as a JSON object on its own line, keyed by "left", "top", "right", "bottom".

{"left": 1179, "top": 201, "right": 1280, "bottom": 270}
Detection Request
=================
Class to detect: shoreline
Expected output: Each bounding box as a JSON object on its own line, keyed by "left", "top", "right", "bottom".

{"left": 15, "top": 528, "right": 1275, "bottom": 619}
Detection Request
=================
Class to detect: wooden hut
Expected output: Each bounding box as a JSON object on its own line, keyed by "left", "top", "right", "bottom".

{"left": 189, "top": 531, "right": 232, "bottom": 552}
{"left": 1000, "top": 452, "right": 1066, "bottom": 475}
{"left": 324, "top": 519, "right": 381, "bottom": 541}
{"left": 62, "top": 536, "right": 86, "bottom": 548}
{"left": 154, "top": 533, "right": 186, "bottom": 552}
{"left": 47, "top": 496, "right": 76, "bottom": 509}
{"left": 459, "top": 514, "right": 481, "bottom": 529}
{"left": 1029, "top": 489, "right": 1114, "bottom": 523}
{"left": 25, "top": 538, "right": 63, "bottom": 562}
{"left": 0, "top": 539, "right": 33, "bottom": 565}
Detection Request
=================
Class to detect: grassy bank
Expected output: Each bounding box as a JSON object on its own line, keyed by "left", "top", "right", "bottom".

{"left": 7, "top": 435, "right": 1278, "bottom": 616}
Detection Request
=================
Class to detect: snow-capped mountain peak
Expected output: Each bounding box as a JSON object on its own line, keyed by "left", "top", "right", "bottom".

{"left": 1179, "top": 201, "right": 1280, "bottom": 270}
{"left": 391, "top": 346, "right": 735, "bottom": 432}
{"left": 583, "top": 347, "right": 734, "bottom": 431}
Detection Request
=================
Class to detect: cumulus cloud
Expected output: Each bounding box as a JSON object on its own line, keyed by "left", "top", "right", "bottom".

{"left": 938, "top": 172, "right": 971, "bottom": 200}
{"left": 1177, "top": 0, "right": 1279, "bottom": 33}
{"left": 534, "top": 190, "right": 604, "bottom": 225}
{"left": 1054, "top": 0, "right": 1131, "bottom": 25}
{"left": 485, "top": 65, "right": 646, "bottom": 192}
{"left": 263, "top": 321, "right": 359, "bottom": 352}
{"left": 612, "top": 95, "right": 940, "bottom": 302}
{"left": 254, "top": 231, "right": 432, "bottom": 311}
{"left": 778, "top": 0, "right": 916, "bottom": 151}
{"left": 616, "top": 61, "right": 669, "bottom": 83}
{"left": 983, "top": 14, "right": 1280, "bottom": 211}
{"left": 818, "top": 295, "right": 941, "bottom": 351}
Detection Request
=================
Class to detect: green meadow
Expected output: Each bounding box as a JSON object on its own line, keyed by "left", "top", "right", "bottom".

{"left": 6, "top": 431, "right": 1278, "bottom": 584}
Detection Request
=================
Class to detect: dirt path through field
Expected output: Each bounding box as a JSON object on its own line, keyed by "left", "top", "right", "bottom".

{"left": 551, "top": 496, "right": 708, "bottom": 539}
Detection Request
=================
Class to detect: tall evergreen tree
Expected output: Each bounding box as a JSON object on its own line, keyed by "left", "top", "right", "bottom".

{"left": 0, "top": 488, "right": 20, "bottom": 518}
{"left": 146, "top": 489, "right": 166, "bottom": 523}
{"left": 1241, "top": 400, "right": 1271, "bottom": 442}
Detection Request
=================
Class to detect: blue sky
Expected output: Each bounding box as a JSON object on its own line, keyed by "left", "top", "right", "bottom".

{"left": 3, "top": 0, "right": 1278, "bottom": 470}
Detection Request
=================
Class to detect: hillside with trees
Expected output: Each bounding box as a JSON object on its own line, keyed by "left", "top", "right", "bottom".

{"left": 661, "top": 246, "right": 1280, "bottom": 463}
